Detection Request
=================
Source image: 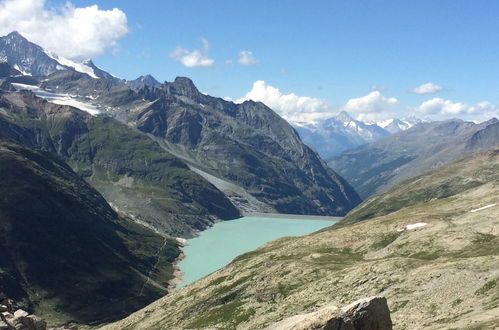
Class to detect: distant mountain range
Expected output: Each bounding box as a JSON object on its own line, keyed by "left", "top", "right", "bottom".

{"left": 329, "top": 118, "right": 499, "bottom": 199}
{"left": 291, "top": 111, "right": 422, "bottom": 159}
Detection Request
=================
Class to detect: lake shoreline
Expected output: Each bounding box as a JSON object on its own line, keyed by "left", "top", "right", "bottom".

{"left": 243, "top": 212, "right": 342, "bottom": 221}
{"left": 168, "top": 238, "right": 187, "bottom": 292}
{"left": 176, "top": 215, "right": 340, "bottom": 288}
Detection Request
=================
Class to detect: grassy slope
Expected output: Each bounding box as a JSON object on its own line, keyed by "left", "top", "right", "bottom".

{"left": 0, "top": 139, "right": 180, "bottom": 325}
{"left": 102, "top": 148, "right": 499, "bottom": 330}
{"left": 0, "top": 90, "right": 240, "bottom": 236}
{"left": 338, "top": 147, "right": 499, "bottom": 226}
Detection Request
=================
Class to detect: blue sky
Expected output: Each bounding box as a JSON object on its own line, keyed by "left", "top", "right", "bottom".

{"left": 2, "top": 0, "right": 499, "bottom": 122}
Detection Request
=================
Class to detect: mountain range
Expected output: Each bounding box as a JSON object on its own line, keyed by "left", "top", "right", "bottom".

{"left": 1, "top": 31, "right": 361, "bottom": 221}
{"left": 329, "top": 117, "right": 499, "bottom": 199}
{"left": 292, "top": 112, "right": 421, "bottom": 159}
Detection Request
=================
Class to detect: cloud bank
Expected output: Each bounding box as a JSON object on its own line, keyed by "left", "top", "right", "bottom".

{"left": 0, "top": 0, "right": 129, "bottom": 59}
{"left": 416, "top": 98, "right": 499, "bottom": 120}
{"left": 238, "top": 81, "right": 498, "bottom": 124}
{"left": 342, "top": 91, "right": 400, "bottom": 121}
{"left": 237, "top": 80, "right": 333, "bottom": 123}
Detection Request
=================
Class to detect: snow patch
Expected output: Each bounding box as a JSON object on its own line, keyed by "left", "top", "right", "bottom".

{"left": 397, "top": 222, "right": 427, "bottom": 232}
{"left": 45, "top": 51, "right": 98, "bottom": 79}
{"left": 377, "top": 118, "right": 394, "bottom": 128}
{"left": 470, "top": 204, "right": 496, "bottom": 213}
{"left": 12, "top": 64, "right": 31, "bottom": 76}
{"left": 11, "top": 83, "right": 101, "bottom": 116}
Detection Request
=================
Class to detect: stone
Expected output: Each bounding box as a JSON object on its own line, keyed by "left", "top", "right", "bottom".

{"left": 343, "top": 296, "right": 392, "bottom": 330}
{"left": 18, "top": 315, "right": 47, "bottom": 330}
{"left": 12, "top": 311, "right": 28, "bottom": 319}
{"left": 264, "top": 296, "right": 392, "bottom": 330}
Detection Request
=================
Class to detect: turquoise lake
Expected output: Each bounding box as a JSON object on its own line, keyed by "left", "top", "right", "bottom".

{"left": 177, "top": 215, "right": 340, "bottom": 288}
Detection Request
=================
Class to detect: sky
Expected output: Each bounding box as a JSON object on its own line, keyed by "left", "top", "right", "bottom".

{"left": 1, "top": 0, "right": 498, "bottom": 123}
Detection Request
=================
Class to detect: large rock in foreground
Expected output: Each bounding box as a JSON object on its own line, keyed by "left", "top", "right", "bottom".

{"left": 265, "top": 296, "right": 392, "bottom": 330}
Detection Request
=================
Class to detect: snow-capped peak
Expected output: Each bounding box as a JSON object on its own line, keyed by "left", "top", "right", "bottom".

{"left": 44, "top": 51, "right": 98, "bottom": 79}
{"left": 375, "top": 117, "right": 424, "bottom": 134}
{"left": 376, "top": 118, "right": 395, "bottom": 128}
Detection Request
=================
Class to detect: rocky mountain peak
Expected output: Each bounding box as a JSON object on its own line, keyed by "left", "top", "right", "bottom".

{"left": 82, "top": 59, "right": 94, "bottom": 66}
{"left": 335, "top": 110, "right": 354, "bottom": 122}
{"left": 483, "top": 117, "right": 498, "bottom": 125}
{"left": 126, "top": 74, "right": 161, "bottom": 90}
{"left": 166, "top": 76, "right": 200, "bottom": 97}
{"left": 4, "top": 31, "right": 27, "bottom": 42}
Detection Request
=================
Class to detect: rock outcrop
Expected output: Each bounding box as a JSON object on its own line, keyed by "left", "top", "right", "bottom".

{"left": 265, "top": 296, "right": 392, "bottom": 330}
{"left": 1, "top": 308, "right": 47, "bottom": 330}
{"left": 0, "top": 307, "right": 76, "bottom": 330}
{"left": 1, "top": 295, "right": 56, "bottom": 330}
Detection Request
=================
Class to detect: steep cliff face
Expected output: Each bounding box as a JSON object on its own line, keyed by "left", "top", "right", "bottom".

{"left": 0, "top": 90, "right": 240, "bottom": 236}
{"left": 0, "top": 139, "right": 180, "bottom": 325}
{"left": 130, "top": 77, "right": 361, "bottom": 215}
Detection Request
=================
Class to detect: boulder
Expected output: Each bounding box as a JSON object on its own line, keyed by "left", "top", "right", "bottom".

{"left": 265, "top": 296, "right": 392, "bottom": 330}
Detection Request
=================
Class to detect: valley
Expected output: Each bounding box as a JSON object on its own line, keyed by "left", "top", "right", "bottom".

{"left": 103, "top": 147, "right": 499, "bottom": 330}
{"left": 0, "top": 16, "right": 498, "bottom": 330}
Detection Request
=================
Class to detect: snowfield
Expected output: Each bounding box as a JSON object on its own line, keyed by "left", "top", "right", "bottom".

{"left": 11, "top": 83, "right": 101, "bottom": 116}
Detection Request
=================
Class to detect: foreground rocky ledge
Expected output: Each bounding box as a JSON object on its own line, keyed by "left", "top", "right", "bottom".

{"left": 265, "top": 296, "right": 392, "bottom": 330}
{"left": 0, "top": 302, "right": 76, "bottom": 330}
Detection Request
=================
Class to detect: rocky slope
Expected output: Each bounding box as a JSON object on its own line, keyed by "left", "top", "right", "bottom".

{"left": 329, "top": 118, "right": 499, "bottom": 199}
{"left": 0, "top": 89, "right": 239, "bottom": 236}
{"left": 0, "top": 139, "right": 181, "bottom": 325}
{"left": 36, "top": 71, "right": 361, "bottom": 216}
{"left": 126, "top": 74, "right": 162, "bottom": 90}
{"left": 102, "top": 147, "right": 499, "bottom": 329}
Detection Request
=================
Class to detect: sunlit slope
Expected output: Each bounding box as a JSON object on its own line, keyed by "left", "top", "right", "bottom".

{"left": 102, "top": 148, "right": 498, "bottom": 330}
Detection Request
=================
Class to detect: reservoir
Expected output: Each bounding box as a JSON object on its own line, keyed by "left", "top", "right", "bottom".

{"left": 177, "top": 215, "right": 340, "bottom": 288}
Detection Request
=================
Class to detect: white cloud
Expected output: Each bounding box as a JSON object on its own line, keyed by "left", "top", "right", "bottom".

{"left": 237, "top": 80, "right": 333, "bottom": 123}
{"left": 238, "top": 50, "right": 259, "bottom": 66}
{"left": 0, "top": 0, "right": 128, "bottom": 59}
{"left": 410, "top": 82, "right": 443, "bottom": 94}
{"left": 342, "top": 91, "right": 400, "bottom": 121}
{"left": 170, "top": 38, "right": 214, "bottom": 68}
{"left": 416, "top": 98, "right": 499, "bottom": 121}
{"left": 236, "top": 83, "right": 498, "bottom": 125}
